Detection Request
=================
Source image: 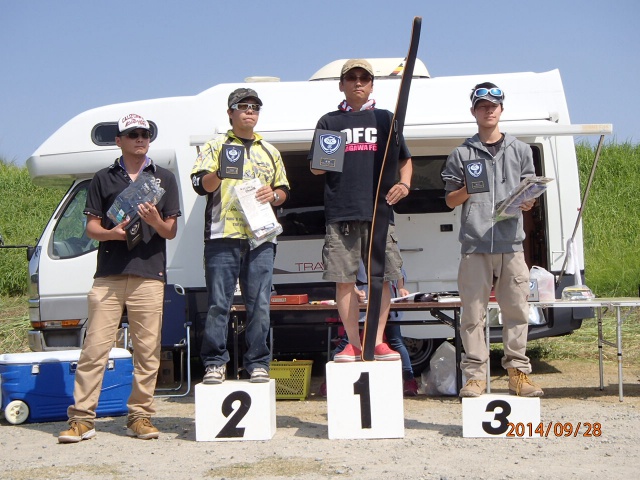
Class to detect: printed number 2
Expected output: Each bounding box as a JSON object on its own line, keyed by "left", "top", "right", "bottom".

{"left": 353, "top": 372, "right": 372, "bottom": 429}
{"left": 482, "top": 399, "right": 512, "bottom": 435}
{"left": 216, "top": 391, "right": 252, "bottom": 438}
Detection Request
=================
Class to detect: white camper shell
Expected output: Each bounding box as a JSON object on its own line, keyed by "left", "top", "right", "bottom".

{"left": 26, "top": 58, "right": 611, "bottom": 374}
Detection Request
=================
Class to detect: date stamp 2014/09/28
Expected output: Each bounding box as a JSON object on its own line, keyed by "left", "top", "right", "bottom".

{"left": 507, "top": 422, "right": 602, "bottom": 437}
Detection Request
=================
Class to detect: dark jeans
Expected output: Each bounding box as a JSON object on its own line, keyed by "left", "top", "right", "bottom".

{"left": 201, "top": 238, "right": 274, "bottom": 373}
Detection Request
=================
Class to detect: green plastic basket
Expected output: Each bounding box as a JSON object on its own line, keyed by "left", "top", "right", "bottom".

{"left": 269, "top": 359, "right": 313, "bottom": 400}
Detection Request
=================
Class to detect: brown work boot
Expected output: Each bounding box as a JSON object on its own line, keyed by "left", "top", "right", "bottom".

{"left": 459, "top": 379, "right": 487, "bottom": 398}
{"left": 127, "top": 418, "right": 160, "bottom": 439}
{"left": 58, "top": 421, "right": 96, "bottom": 443}
{"left": 507, "top": 368, "right": 544, "bottom": 397}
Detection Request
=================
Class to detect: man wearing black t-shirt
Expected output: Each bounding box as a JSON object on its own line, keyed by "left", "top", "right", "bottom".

{"left": 59, "top": 113, "right": 181, "bottom": 443}
{"left": 309, "top": 59, "right": 412, "bottom": 363}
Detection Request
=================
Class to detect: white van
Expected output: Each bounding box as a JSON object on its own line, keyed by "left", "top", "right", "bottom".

{"left": 25, "top": 58, "right": 610, "bottom": 374}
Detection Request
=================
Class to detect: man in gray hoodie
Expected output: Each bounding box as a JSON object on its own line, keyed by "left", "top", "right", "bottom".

{"left": 441, "top": 82, "right": 544, "bottom": 397}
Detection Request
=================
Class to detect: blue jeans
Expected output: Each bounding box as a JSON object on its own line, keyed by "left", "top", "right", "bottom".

{"left": 201, "top": 238, "right": 274, "bottom": 373}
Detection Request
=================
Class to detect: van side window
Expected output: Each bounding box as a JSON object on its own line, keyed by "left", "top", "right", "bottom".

{"left": 394, "top": 155, "right": 450, "bottom": 214}
{"left": 51, "top": 181, "right": 98, "bottom": 259}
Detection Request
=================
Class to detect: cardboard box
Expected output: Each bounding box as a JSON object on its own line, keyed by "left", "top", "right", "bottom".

{"left": 270, "top": 294, "right": 309, "bottom": 305}
{"left": 157, "top": 350, "right": 176, "bottom": 386}
{"left": 0, "top": 348, "right": 132, "bottom": 424}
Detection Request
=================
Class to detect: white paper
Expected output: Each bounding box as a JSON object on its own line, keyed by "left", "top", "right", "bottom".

{"left": 391, "top": 292, "right": 422, "bottom": 303}
{"left": 234, "top": 178, "right": 278, "bottom": 234}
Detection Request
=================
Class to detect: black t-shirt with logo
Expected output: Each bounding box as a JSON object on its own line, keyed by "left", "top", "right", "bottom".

{"left": 308, "top": 109, "right": 411, "bottom": 225}
{"left": 84, "top": 159, "right": 181, "bottom": 281}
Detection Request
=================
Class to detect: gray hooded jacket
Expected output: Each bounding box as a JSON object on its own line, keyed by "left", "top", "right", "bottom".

{"left": 441, "top": 133, "right": 535, "bottom": 254}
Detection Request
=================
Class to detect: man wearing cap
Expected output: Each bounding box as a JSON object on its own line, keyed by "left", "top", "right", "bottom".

{"left": 309, "top": 59, "right": 412, "bottom": 363}
{"left": 59, "top": 114, "right": 181, "bottom": 443}
{"left": 441, "top": 82, "right": 544, "bottom": 398}
{"left": 191, "top": 88, "right": 289, "bottom": 384}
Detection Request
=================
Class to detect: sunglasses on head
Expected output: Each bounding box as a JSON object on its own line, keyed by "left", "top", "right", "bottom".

{"left": 343, "top": 73, "right": 373, "bottom": 83}
{"left": 473, "top": 87, "right": 504, "bottom": 99}
{"left": 231, "top": 103, "right": 261, "bottom": 112}
{"left": 121, "top": 130, "right": 151, "bottom": 139}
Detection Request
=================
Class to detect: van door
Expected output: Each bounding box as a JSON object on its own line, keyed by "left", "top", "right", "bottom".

{"left": 29, "top": 180, "right": 97, "bottom": 349}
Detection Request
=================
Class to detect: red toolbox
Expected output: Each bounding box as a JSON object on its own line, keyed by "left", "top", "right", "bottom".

{"left": 270, "top": 294, "right": 309, "bottom": 305}
{"left": 0, "top": 348, "right": 133, "bottom": 424}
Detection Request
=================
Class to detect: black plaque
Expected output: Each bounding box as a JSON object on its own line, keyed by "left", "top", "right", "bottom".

{"left": 219, "top": 144, "right": 245, "bottom": 179}
{"left": 462, "top": 158, "right": 490, "bottom": 194}
{"left": 311, "top": 129, "right": 346, "bottom": 172}
{"left": 124, "top": 214, "right": 143, "bottom": 250}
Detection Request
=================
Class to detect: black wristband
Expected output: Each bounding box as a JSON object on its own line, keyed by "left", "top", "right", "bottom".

{"left": 398, "top": 182, "right": 410, "bottom": 192}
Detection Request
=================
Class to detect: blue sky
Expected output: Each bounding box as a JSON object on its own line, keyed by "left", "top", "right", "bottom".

{"left": 1, "top": 0, "right": 638, "bottom": 165}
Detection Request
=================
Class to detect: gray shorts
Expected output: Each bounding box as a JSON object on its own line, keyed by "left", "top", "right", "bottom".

{"left": 322, "top": 221, "right": 403, "bottom": 283}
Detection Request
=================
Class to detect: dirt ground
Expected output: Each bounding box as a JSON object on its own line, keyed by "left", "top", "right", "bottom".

{"left": 1, "top": 358, "right": 639, "bottom": 480}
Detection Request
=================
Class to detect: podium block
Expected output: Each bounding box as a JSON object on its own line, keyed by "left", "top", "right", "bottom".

{"left": 462, "top": 394, "right": 541, "bottom": 438}
{"left": 195, "top": 380, "right": 276, "bottom": 441}
{"left": 326, "top": 361, "right": 404, "bottom": 439}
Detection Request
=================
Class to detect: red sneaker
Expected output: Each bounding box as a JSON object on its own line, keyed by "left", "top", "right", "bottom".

{"left": 334, "top": 344, "right": 362, "bottom": 362}
{"left": 403, "top": 378, "right": 419, "bottom": 397}
{"left": 373, "top": 343, "right": 401, "bottom": 361}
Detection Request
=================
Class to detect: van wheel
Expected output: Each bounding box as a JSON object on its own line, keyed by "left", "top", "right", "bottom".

{"left": 405, "top": 338, "right": 444, "bottom": 376}
{"left": 5, "top": 400, "right": 30, "bottom": 424}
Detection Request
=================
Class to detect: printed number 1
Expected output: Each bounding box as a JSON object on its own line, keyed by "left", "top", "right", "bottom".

{"left": 482, "top": 399, "right": 512, "bottom": 435}
{"left": 353, "top": 372, "right": 372, "bottom": 429}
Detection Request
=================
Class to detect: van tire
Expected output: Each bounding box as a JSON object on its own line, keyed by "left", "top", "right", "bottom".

{"left": 405, "top": 337, "right": 445, "bottom": 376}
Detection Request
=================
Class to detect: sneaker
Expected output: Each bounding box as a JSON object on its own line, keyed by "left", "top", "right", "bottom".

{"left": 58, "top": 421, "right": 96, "bottom": 444}
{"left": 250, "top": 367, "right": 270, "bottom": 383}
{"left": 203, "top": 364, "right": 226, "bottom": 385}
{"left": 334, "top": 344, "right": 362, "bottom": 362}
{"left": 318, "top": 381, "right": 327, "bottom": 397}
{"left": 507, "top": 368, "right": 544, "bottom": 397}
{"left": 459, "top": 379, "right": 487, "bottom": 397}
{"left": 127, "top": 418, "right": 160, "bottom": 440}
{"left": 403, "top": 378, "right": 419, "bottom": 397}
{"left": 373, "top": 343, "right": 401, "bottom": 361}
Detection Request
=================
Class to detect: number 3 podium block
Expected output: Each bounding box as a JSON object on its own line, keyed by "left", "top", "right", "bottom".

{"left": 195, "top": 380, "right": 276, "bottom": 441}
{"left": 326, "top": 361, "right": 404, "bottom": 440}
{"left": 462, "top": 394, "right": 540, "bottom": 438}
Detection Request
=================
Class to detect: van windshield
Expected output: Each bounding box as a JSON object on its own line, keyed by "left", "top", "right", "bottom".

{"left": 51, "top": 181, "right": 98, "bottom": 258}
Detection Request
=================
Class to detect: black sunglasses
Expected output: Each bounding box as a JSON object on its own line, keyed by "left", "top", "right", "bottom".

{"left": 121, "top": 130, "right": 151, "bottom": 139}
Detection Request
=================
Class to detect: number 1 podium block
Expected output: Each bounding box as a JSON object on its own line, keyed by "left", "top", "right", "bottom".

{"left": 462, "top": 394, "right": 540, "bottom": 438}
{"left": 326, "top": 361, "right": 404, "bottom": 439}
{"left": 195, "top": 380, "right": 276, "bottom": 441}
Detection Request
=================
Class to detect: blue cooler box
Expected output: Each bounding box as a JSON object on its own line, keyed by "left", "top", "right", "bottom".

{"left": 0, "top": 348, "right": 133, "bottom": 424}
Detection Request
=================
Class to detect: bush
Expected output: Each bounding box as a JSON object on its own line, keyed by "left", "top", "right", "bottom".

{"left": 0, "top": 159, "right": 67, "bottom": 296}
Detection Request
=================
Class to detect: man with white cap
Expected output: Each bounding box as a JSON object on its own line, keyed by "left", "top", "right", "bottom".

{"left": 309, "top": 59, "right": 413, "bottom": 363}
{"left": 441, "top": 82, "right": 544, "bottom": 398}
{"left": 59, "top": 113, "right": 181, "bottom": 443}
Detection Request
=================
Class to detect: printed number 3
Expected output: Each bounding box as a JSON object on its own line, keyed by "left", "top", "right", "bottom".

{"left": 482, "top": 399, "right": 512, "bottom": 435}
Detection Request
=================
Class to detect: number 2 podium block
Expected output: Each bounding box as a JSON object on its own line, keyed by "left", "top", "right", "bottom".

{"left": 195, "top": 380, "right": 276, "bottom": 441}
{"left": 462, "top": 394, "right": 540, "bottom": 438}
{"left": 326, "top": 361, "right": 404, "bottom": 440}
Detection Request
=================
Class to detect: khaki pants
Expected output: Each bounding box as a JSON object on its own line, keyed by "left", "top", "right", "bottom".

{"left": 458, "top": 252, "right": 531, "bottom": 380}
{"left": 67, "top": 276, "right": 164, "bottom": 425}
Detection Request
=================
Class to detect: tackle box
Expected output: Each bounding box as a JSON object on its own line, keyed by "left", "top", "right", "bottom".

{"left": 0, "top": 348, "right": 133, "bottom": 424}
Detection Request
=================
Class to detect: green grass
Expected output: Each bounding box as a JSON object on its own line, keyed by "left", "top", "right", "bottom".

{"left": 0, "top": 295, "right": 30, "bottom": 353}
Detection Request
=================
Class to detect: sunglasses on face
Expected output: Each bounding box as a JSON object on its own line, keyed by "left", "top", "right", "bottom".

{"left": 231, "top": 103, "right": 261, "bottom": 112}
{"left": 473, "top": 87, "right": 504, "bottom": 99}
{"left": 121, "top": 130, "right": 151, "bottom": 139}
{"left": 343, "top": 73, "right": 373, "bottom": 84}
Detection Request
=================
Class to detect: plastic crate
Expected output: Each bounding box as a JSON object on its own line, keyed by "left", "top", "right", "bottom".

{"left": 269, "top": 359, "right": 313, "bottom": 400}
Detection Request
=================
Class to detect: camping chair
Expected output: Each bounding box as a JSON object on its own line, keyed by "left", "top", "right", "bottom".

{"left": 154, "top": 284, "right": 192, "bottom": 398}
